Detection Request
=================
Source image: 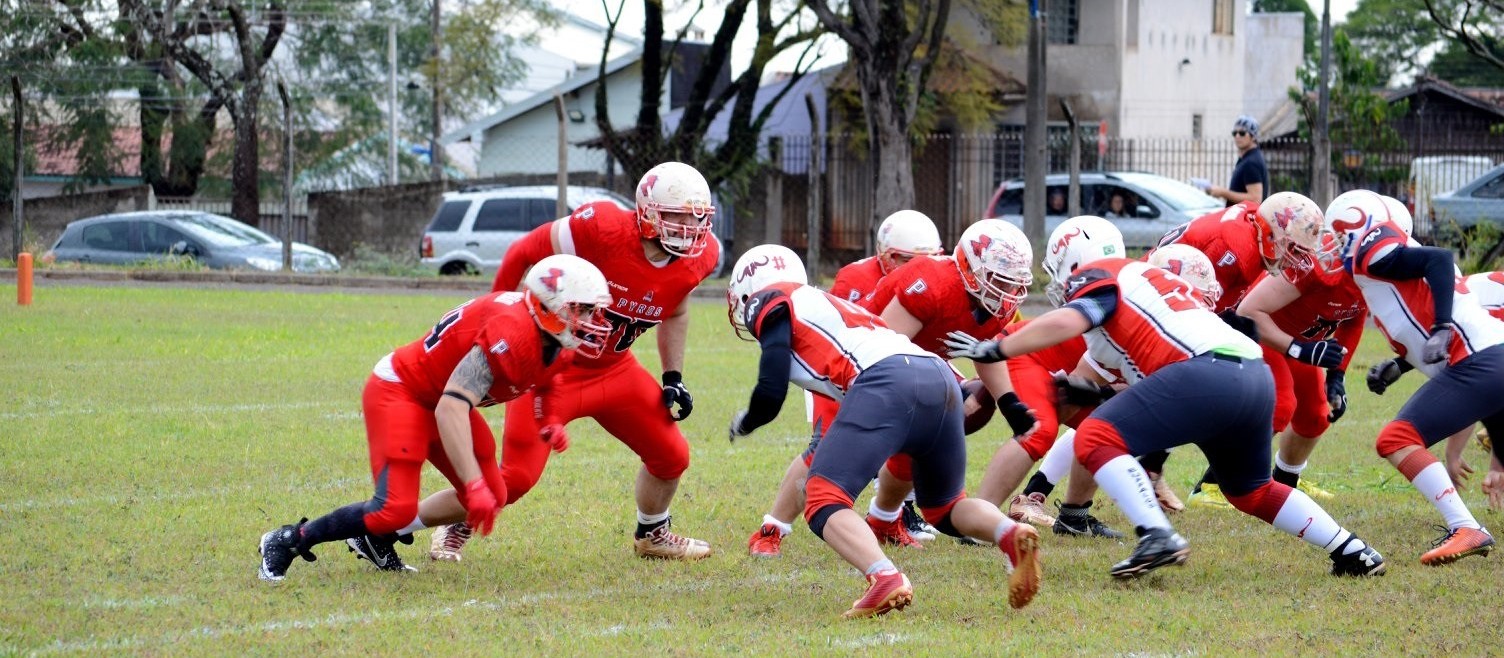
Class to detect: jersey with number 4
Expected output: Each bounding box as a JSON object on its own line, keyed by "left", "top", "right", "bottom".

{"left": 1462, "top": 271, "right": 1504, "bottom": 322}
{"left": 744, "top": 282, "right": 930, "bottom": 400}
{"left": 1349, "top": 224, "right": 1504, "bottom": 371}
{"left": 390, "top": 291, "right": 555, "bottom": 407}
{"left": 1064, "top": 258, "right": 1262, "bottom": 377}
{"left": 1155, "top": 201, "right": 1266, "bottom": 313}
{"left": 867, "top": 255, "right": 1006, "bottom": 355}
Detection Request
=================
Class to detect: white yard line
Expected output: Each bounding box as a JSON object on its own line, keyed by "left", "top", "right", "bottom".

{"left": 0, "top": 400, "right": 341, "bottom": 421}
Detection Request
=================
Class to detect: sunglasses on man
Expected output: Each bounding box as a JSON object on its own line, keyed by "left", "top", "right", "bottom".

{"left": 1232, "top": 130, "right": 1251, "bottom": 137}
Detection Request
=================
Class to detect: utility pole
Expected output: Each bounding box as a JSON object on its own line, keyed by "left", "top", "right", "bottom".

{"left": 1313, "top": 0, "right": 1333, "bottom": 206}
{"left": 430, "top": 0, "right": 444, "bottom": 182}
{"left": 11, "top": 76, "right": 22, "bottom": 263}
{"left": 1023, "top": 0, "right": 1048, "bottom": 254}
{"left": 389, "top": 22, "right": 399, "bottom": 186}
{"left": 278, "top": 82, "right": 293, "bottom": 271}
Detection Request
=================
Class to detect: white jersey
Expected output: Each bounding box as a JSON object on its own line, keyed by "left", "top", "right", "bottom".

{"left": 1082, "top": 329, "right": 1146, "bottom": 386}
{"left": 1462, "top": 272, "right": 1504, "bottom": 320}
{"left": 743, "top": 282, "right": 932, "bottom": 400}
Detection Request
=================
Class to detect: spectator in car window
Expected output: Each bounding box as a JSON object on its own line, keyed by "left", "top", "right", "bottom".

{"left": 1207, "top": 115, "right": 1269, "bottom": 207}
{"left": 1105, "top": 191, "right": 1134, "bottom": 219}
{"left": 1048, "top": 188, "right": 1067, "bottom": 215}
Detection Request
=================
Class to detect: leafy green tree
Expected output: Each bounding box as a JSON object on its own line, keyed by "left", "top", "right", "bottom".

{"left": 1291, "top": 28, "right": 1409, "bottom": 186}
{"left": 1423, "top": 0, "right": 1504, "bottom": 78}
{"left": 1344, "top": 0, "right": 1447, "bottom": 83}
{"left": 1429, "top": 33, "right": 1504, "bottom": 85}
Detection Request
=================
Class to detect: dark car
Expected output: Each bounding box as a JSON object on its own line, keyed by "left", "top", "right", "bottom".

{"left": 44, "top": 211, "right": 340, "bottom": 273}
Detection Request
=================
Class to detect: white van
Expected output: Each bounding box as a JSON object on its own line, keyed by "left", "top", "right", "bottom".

{"left": 1409, "top": 156, "right": 1494, "bottom": 236}
{"left": 419, "top": 185, "right": 633, "bottom": 275}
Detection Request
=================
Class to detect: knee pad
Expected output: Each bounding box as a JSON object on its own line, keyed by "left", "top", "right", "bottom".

{"left": 884, "top": 454, "right": 913, "bottom": 482}
{"left": 803, "top": 475, "right": 855, "bottom": 539}
{"left": 1222, "top": 481, "right": 1288, "bottom": 523}
{"left": 1375, "top": 420, "right": 1425, "bottom": 458}
{"left": 919, "top": 497, "right": 964, "bottom": 539}
{"left": 1016, "top": 423, "right": 1059, "bottom": 461}
{"left": 1290, "top": 403, "right": 1331, "bottom": 439}
{"left": 1074, "top": 418, "right": 1130, "bottom": 473}
{"left": 645, "top": 440, "right": 691, "bottom": 482}
{"left": 806, "top": 504, "right": 842, "bottom": 539}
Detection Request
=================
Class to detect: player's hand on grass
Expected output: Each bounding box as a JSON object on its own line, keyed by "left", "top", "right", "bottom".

{"left": 943, "top": 331, "right": 1006, "bottom": 363}
{"left": 1325, "top": 369, "right": 1347, "bottom": 423}
{"left": 1366, "top": 357, "right": 1410, "bottom": 395}
{"left": 1482, "top": 470, "right": 1504, "bottom": 510}
{"left": 1447, "top": 455, "right": 1475, "bottom": 487}
{"left": 661, "top": 370, "right": 694, "bottom": 420}
{"left": 463, "top": 478, "right": 501, "bottom": 537}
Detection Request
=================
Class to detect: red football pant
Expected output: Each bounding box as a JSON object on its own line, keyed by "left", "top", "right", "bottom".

{"left": 360, "top": 375, "right": 504, "bottom": 535}
{"left": 500, "top": 357, "right": 690, "bottom": 505}
{"left": 1007, "top": 355, "right": 1064, "bottom": 460}
{"left": 1265, "top": 343, "right": 1330, "bottom": 438}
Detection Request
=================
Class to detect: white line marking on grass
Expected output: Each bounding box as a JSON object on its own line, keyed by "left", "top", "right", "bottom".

{"left": 81, "top": 595, "right": 189, "bottom": 610}
{"left": 0, "top": 401, "right": 340, "bottom": 421}
{"left": 34, "top": 571, "right": 804, "bottom": 654}
{"left": 831, "top": 633, "right": 915, "bottom": 649}
{"left": 0, "top": 477, "right": 364, "bottom": 513}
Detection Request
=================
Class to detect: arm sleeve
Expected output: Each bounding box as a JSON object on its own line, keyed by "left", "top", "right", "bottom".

{"left": 1366, "top": 245, "right": 1455, "bottom": 326}
{"left": 1334, "top": 311, "right": 1365, "bottom": 371}
{"left": 491, "top": 222, "right": 555, "bottom": 292}
{"left": 739, "top": 306, "right": 793, "bottom": 432}
{"left": 1062, "top": 286, "right": 1119, "bottom": 329}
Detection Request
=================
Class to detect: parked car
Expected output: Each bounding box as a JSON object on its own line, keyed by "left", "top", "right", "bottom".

{"left": 43, "top": 211, "right": 340, "bottom": 272}
{"left": 419, "top": 185, "right": 634, "bottom": 275}
{"left": 1426, "top": 162, "right": 1504, "bottom": 233}
{"left": 1408, "top": 156, "right": 1494, "bottom": 233}
{"left": 985, "top": 171, "right": 1225, "bottom": 249}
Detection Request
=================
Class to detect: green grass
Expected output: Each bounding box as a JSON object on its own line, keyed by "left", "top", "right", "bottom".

{"left": 1, "top": 284, "right": 1501, "bottom": 656}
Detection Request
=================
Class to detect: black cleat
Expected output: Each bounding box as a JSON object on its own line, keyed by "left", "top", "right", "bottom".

{"left": 901, "top": 500, "right": 937, "bottom": 541}
{"left": 347, "top": 533, "right": 418, "bottom": 573}
{"left": 258, "top": 518, "right": 316, "bottom": 582}
{"left": 1053, "top": 510, "right": 1127, "bottom": 539}
{"left": 1110, "top": 526, "right": 1189, "bottom": 579}
{"left": 1330, "top": 536, "right": 1387, "bottom": 577}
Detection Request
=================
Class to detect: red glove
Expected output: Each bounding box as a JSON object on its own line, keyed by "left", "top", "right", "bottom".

{"left": 540, "top": 421, "right": 569, "bottom": 453}
{"left": 463, "top": 477, "right": 500, "bottom": 537}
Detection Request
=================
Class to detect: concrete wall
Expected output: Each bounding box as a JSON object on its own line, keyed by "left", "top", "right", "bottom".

{"left": 1, "top": 185, "right": 153, "bottom": 257}
{"left": 1244, "top": 12, "right": 1306, "bottom": 125}
{"left": 476, "top": 60, "right": 655, "bottom": 176}
{"left": 1119, "top": 1, "right": 1245, "bottom": 138}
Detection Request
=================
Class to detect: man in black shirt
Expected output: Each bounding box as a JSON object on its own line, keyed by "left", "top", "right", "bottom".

{"left": 1209, "top": 115, "right": 1269, "bottom": 207}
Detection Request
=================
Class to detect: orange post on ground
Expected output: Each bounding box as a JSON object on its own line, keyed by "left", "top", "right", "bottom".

{"left": 17, "top": 252, "right": 33, "bottom": 306}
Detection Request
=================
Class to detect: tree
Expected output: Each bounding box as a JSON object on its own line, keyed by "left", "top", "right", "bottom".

{"left": 1430, "top": 33, "right": 1504, "bottom": 85}
{"left": 804, "top": 0, "right": 950, "bottom": 219}
{"left": 1290, "top": 28, "right": 1409, "bottom": 188}
{"left": 1424, "top": 0, "right": 1504, "bottom": 77}
{"left": 1343, "top": 0, "right": 1444, "bottom": 83}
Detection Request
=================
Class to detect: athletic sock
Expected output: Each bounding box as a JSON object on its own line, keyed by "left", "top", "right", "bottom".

{"left": 1058, "top": 501, "right": 1091, "bottom": 519}
{"left": 1399, "top": 454, "right": 1481, "bottom": 530}
{"left": 1269, "top": 487, "right": 1354, "bottom": 552}
{"left": 1092, "top": 455, "right": 1172, "bottom": 531}
{"left": 864, "top": 558, "right": 897, "bottom": 576}
{"left": 636, "top": 510, "right": 671, "bottom": 539}
{"left": 1037, "top": 429, "right": 1076, "bottom": 487}
{"left": 868, "top": 498, "right": 901, "bottom": 522}
{"left": 297, "top": 502, "right": 369, "bottom": 550}
{"left": 1273, "top": 452, "right": 1306, "bottom": 487}
{"left": 763, "top": 514, "right": 793, "bottom": 536}
{"left": 1023, "top": 471, "right": 1055, "bottom": 498}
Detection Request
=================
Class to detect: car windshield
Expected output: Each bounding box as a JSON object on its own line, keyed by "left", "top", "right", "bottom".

{"left": 1115, "top": 173, "right": 1222, "bottom": 211}
{"left": 172, "top": 213, "right": 278, "bottom": 247}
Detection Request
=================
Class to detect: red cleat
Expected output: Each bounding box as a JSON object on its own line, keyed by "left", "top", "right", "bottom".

{"left": 998, "top": 524, "right": 1042, "bottom": 609}
{"left": 747, "top": 523, "right": 784, "bottom": 558}
{"left": 866, "top": 515, "right": 925, "bottom": 550}
{"left": 1420, "top": 526, "right": 1494, "bottom": 566}
{"left": 842, "top": 570, "right": 914, "bottom": 619}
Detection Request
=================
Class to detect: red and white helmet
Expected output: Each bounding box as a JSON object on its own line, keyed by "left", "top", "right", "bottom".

{"left": 954, "top": 219, "right": 1034, "bottom": 318}
{"left": 1146, "top": 243, "right": 1222, "bottom": 308}
{"left": 635, "top": 161, "right": 716, "bottom": 257}
{"left": 876, "top": 210, "right": 944, "bottom": 274}
{"left": 1323, "top": 189, "right": 1389, "bottom": 260}
{"left": 523, "top": 254, "right": 613, "bottom": 358}
{"left": 1257, "top": 191, "right": 1326, "bottom": 277}
{"left": 727, "top": 244, "right": 807, "bottom": 340}
{"left": 1042, "top": 215, "right": 1124, "bottom": 307}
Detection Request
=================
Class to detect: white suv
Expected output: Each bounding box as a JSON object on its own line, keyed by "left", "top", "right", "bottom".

{"left": 419, "top": 185, "right": 634, "bottom": 275}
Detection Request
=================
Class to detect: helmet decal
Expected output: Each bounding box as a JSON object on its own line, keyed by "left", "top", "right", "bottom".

{"left": 969, "top": 233, "right": 993, "bottom": 258}
{"left": 1273, "top": 205, "right": 1297, "bottom": 229}
{"left": 538, "top": 267, "right": 564, "bottom": 293}
{"left": 737, "top": 255, "right": 772, "bottom": 282}
{"left": 637, "top": 174, "right": 659, "bottom": 200}
{"left": 1330, "top": 205, "right": 1370, "bottom": 234}
{"left": 1052, "top": 227, "right": 1082, "bottom": 254}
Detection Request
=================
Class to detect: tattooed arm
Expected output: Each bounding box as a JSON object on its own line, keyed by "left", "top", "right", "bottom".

{"left": 436, "top": 346, "right": 495, "bottom": 483}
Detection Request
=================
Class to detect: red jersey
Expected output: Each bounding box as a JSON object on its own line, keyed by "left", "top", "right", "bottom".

{"left": 1064, "top": 258, "right": 1262, "bottom": 377}
{"left": 831, "top": 257, "right": 886, "bottom": 310}
{"left": 494, "top": 201, "right": 718, "bottom": 371}
{"left": 1268, "top": 267, "right": 1368, "bottom": 370}
{"left": 390, "top": 291, "right": 558, "bottom": 407}
{"left": 868, "top": 255, "right": 1005, "bottom": 356}
{"left": 1156, "top": 202, "right": 1267, "bottom": 312}
{"left": 1005, "top": 318, "right": 1087, "bottom": 373}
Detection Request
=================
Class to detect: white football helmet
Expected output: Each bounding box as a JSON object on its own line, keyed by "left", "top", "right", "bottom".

{"left": 953, "top": 219, "right": 1034, "bottom": 318}
{"left": 523, "top": 254, "right": 613, "bottom": 358}
{"left": 876, "top": 209, "right": 944, "bottom": 274}
{"left": 635, "top": 161, "right": 716, "bottom": 257}
{"left": 1257, "top": 191, "right": 1326, "bottom": 277}
{"left": 1146, "top": 243, "right": 1223, "bottom": 308}
{"left": 727, "top": 244, "right": 808, "bottom": 340}
{"left": 1042, "top": 215, "right": 1124, "bottom": 307}
{"left": 1323, "top": 189, "right": 1389, "bottom": 260}
{"left": 1379, "top": 194, "right": 1414, "bottom": 238}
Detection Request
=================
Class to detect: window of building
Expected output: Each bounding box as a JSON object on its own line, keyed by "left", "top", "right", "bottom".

{"left": 1213, "top": 0, "right": 1234, "bottom": 35}
{"left": 1193, "top": 114, "right": 1204, "bottom": 140}
{"left": 1126, "top": 0, "right": 1139, "bottom": 49}
{"left": 1048, "top": 0, "right": 1079, "bottom": 45}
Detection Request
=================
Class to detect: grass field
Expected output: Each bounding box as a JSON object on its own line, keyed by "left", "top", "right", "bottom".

{"left": 2, "top": 283, "right": 1501, "bottom": 656}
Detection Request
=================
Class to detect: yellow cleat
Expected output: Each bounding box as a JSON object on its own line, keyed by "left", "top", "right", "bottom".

{"left": 1187, "top": 483, "right": 1234, "bottom": 510}
{"left": 1297, "top": 478, "right": 1336, "bottom": 501}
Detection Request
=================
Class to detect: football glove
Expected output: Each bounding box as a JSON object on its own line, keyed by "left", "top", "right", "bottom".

{"left": 661, "top": 370, "right": 694, "bottom": 421}
{"left": 944, "top": 330, "right": 1007, "bottom": 363}
{"left": 1054, "top": 373, "right": 1115, "bottom": 407}
{"left": 1422, "top": 323, "right": 1453, "bottom": 364}
{"left": 1325, "top": 369, "right": 1347, "bottom": 423}
{"left": 728, "top": 409, "right": 751, "bottom": 443}
{"left": 463, "top": 478, "right": 500, "bottom": 537}
{"left": 1217, "top": 309, "right": 1259, "bottom": 341}
{"left": 1366, "top": 357, "right": 1411, "bottom": 395}
{"left": 1287, "top": 338, "right": 1345, "bottom": 369}
{"left": 540, "top": 422, "right": 569, "bottom": 453}
{"left": 996, "top": 392, "right": 1037, "bottom": 437}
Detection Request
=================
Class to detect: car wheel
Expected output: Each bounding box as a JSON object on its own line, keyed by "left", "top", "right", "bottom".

{"left": 439, "top": 261, "right": 480, "bottom": 276}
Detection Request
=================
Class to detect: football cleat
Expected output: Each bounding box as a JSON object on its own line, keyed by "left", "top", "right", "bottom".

{"left": 1007, "top": 492, "right": 1057, "bottom": 527}
{"left": 842, "top": 570, "right": 914, "bottom": 619}
{"left": 747, "top": 523, "right": 784, "bottom": 558}
{"left": 1110, "top": 526, "right": 1189, "bottom": 579}
{"left": 347, "top": 533, "right": 418, "bottom": 573}
{"left": 1329, "top": 535, "right": 1387, "bottom": 577}
{"left": 866, "top": 514, "right": 925, "bottom": 550}
{"left": 634, "top": 519, "right": 712, "bottom": 560}
{"left": 1297, "top": 478, "right": 1336, "bottom": 501}
{"left": 429, "top": 522, "right": 473, "bottom": 562}
{"left": 1187, "top": 483, "right": 1233, "bottom": 510}
{"left": 1150, "top": 472, "right": 1185, "bottom": 513}
{"left": 901, "top": 500, "right": 938, "bottom": 542}
{"left": 1420, "top": 525, "right": 1494, "bottom": 566}
{"left": 1052, "top": 506, "right": 1126, "bottom": 539}
{"left": 258, "top": 518, "right": 316, "bottom": 582}
{"left": 997, "top": 524, "right": 1042, "bottom": 609}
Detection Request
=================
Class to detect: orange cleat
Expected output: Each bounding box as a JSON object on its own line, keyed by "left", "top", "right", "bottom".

{"left": 747, "top": 523, "right": 784, "bottom": 558}
{"left": 998, "top": 524, "right": 1042, "bottom": 609}
{"left": 866, "top": 515, "right": 925, "bottom": 550}
{"left": 842, "top": 570, "right": 913, "bottom": 619}
{"left": 1420, "top": 526, "right": 1494, "bottom": 566}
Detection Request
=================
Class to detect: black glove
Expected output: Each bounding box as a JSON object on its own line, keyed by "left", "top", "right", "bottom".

{"left": 1287, "top": 338, "right": 1345, "bottom": 369}
{"left": 661, "top": 370, "right": 693, "bottom": 421}
{"left": 1366, "top": 357, "right": 1411, "bottom": 395}
{"left": 1422, "top": 323, "right": 1453, "bottom": 364}
{"left": 996, "top": 392, "right": 1037, "bottom": 436}
{"left": 1054, "top": 373, "right": 1115, "bottom": 407}
{"left": 943, "top": 330, "right": 1008, "bottom": 363}
{"left": 728, "top": 409, "right": 750, "bottom": 442}
{"left": 1325, "top": 369, "right": 1347, "bottom": 423}
{"left": 1217, "top": 309, "right": 1259, "bottom": 341}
